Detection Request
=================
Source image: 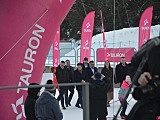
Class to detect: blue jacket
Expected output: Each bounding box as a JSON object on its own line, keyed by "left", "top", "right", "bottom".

{"left": 35, "top": 91, "right": 63, "bottom": 120}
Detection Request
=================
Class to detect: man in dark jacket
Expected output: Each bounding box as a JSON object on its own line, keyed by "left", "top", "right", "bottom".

{"left": 74, "top": 63, "right": 86, "bottom": 108}
{"left": 126, "top": 40, "right": 160, "bottom": 120}
{"left": 56, "top": 61, "right": 69, "bottom": 109}
{"left": 89, "top": 72, "right": 111, "bottom": 120}
{"left": 24, "top": 83, "right": 41, "bottom": 120}
{"left": 115, "top": 57, "right": 129, "bottom": 85}
{"left": 65, "top": 60, "right": 75, "bottom": 106}
{"left": 35, "top": 80, "right": 63, "bottom": 120}
{"left": 85, "top": 60, "right": 98, "bottom": 82}
{"left": 82, "top": 57, "right": 89, "bottom": 69}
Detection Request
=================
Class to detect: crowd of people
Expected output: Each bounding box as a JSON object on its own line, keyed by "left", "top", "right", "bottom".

{"left": 24, "top": 57, "right": 131, "bottom": 120}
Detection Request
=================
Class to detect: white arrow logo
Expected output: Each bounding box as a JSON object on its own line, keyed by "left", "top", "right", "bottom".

{"left": 144, "top": 19, "right": 149, "bottom": 26}
{"left": 86, "top": 22, "right": 90, "bottom": 28}
{"left": 55, "top": 41, "right": 59, "bottom": 46}
{"left": 85, "top": 40, "right": 89, "bottom": 46}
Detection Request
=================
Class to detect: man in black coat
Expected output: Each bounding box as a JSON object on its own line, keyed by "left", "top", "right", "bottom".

{"left": 24, "top": 83, "right": 41, "bottom": 120}
{"left": 115, "top": 57, "right": 129, "bottom": 85}
{"left": 74, "top": 63, "right": 86, "bottom": 108}
{"left": 85, "top": 60, "right": 98, "bottom": 82}
{"left": 89, "top": 72, "right": 111, "bottom": 120}
{"left": 65, "top": 60, "right": 75, "bottom": 106}
{"left": 56, "top": 61, "right": 69, "bottom": 109}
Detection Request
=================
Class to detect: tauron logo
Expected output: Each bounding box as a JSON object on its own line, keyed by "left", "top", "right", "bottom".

{"left": 86, "top": 22, "right": 90, "bottom": 28}
{"left": 144, "top": 19, "right": 149, "bottom": 26}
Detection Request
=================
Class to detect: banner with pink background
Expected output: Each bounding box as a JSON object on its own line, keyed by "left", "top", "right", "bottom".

{"left": 138, "top": 6, "right": 153, "bottom": 49}
{"left": 80, "top": 11, "right": 95, "bottom": 62}
{"left": 0, "top": 0, "right": 75, "bottom": 119}
{"left": 53, "top": 27, "right": 60, "bottom": 67}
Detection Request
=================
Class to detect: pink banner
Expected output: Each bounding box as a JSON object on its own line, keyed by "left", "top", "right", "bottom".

{"left": 100, "top": 10, "right": 107, "bottom": 49}
{"left": 97, "top": 48, "right": 135, "bottom": 62}
{"left": 53, "top": 27, "right": 60, "bottom": 67}
{"left": 100, "top": 10, "right": 107, "bottom": 60}
{"left": 0, "top": 0, "right": 75, "bottom": 119}
{"left": 80, "top": 11, "right": 95, "bottom": 62}
{"left": 138, "top": 6, "right": 153, "bottom": 49}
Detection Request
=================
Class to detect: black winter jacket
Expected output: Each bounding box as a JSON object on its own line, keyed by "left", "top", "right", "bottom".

{"left": 56, "top": 65, "right": 69, "bottom": 83}
{"left": 74, "top": 69, "right": 86, "bottom": 90}
{"left": 65, "top": 66, "right": 74, "bottom": 82}
{"left": 101, "top": 67, "right": 113, "bottom": 84}
{"left": 89, "top": 80, "right": 111, "bottom": 118}
{"left": 115, "top": 63, "right": 129, "bottom": 84}
{"left": 24, "top": 85, "right": 41, "bottom": 120}
{"left": 84, "top": 67, "right": 98, "bottom": 82}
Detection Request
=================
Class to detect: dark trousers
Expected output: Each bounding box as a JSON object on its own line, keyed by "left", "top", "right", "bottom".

{"left": 120, "top": 100, "right": 127, "bottom": 116}
{"left": 76, "top": 89, "right": 83, "bottom": 107}
{"left": 57, "top": 87, "right": 67, "bottom": 107}
{"left": 65, "top": 86, "right": 75, "bottom": 104}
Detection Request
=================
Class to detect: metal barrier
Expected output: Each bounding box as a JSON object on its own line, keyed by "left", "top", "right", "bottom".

{"left": 0, "top": 83, "right": 90, "bottom": 120}
{"left": 77, "top": 48, "right": 96, "bottom": 64}
{"left": 60, "top": 48, "right": 77, "bottom": 67}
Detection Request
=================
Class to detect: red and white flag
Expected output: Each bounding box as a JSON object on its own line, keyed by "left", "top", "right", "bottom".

{"left": 100, "top": 10, "right": 107, "bottom": 60}
{"left": 53, "top": 27, "right": 60, "bottom": 88}
{"left": 80, "top": 11, "right": 95, "bottom": 62}
{"left": 138, "top": 6, "right": 153, "bottom": 49}
{"left": 53, "top": 27, "right": 60, "bottom": 67}
{"left": 0, "top": 0, "right": 75, "bottom": 119}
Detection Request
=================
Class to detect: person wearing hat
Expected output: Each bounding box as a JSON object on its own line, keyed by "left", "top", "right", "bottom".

{"left": 82, "top": 57, "right": 89, "bottom": 69}
{"left": 45, "top": 80, "right": 56, "bottom": 95}
{"left": 89, "top": 72, "right": 111, "bottom": 120}
{"left": 35, "top": 80, "right": 63, "bottom": 120}
{"left": 24, "top": 83, "right": 41, "bottom": 120}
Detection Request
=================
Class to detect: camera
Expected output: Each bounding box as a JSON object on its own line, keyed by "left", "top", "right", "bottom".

{"left": 133, "top": 77, "right": 160, "bottom": 100}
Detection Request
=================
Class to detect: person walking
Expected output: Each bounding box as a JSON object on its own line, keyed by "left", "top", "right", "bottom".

{"left": 89, "top": 72, "right": 111, "bottom": 120}
{"left": 115, "top": 57, "right": 129, "bottom": 85}
{"left": 35, "top": 80, "right": 63, "bottom": 120}
{"left": 65, "top": 60, "right": 75, "bottom": 106}
{"left": 101, "top": 60, "right": 113, "bottom": 107}
{"left": 24, "top": 83, "right": 41, "bottom": 120}
{"left": 56, "top": 61, "right": 69, "bottom": 109}
{"left": 119, "top": 75, "right": 132, "bottom": 119}
{"left": 74, "top": 63, "right": 86, "bottom": 108}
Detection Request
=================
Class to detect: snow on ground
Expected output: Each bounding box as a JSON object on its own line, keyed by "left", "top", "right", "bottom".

{"left": 54, "top": 88, "right": 136, "bottom": 120}
{"left": 60, "top": 25, "right": 160, "bottom": 64}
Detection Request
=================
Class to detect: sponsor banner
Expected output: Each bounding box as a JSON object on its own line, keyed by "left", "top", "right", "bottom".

{"left": 138, "top": 6, "right": 153, "bottom": 49}
{"left": 0, "top": 0, "right": 75, "bottom": 119}
{"left": 100, "top": 10, "right": 107, "bottom": 49}
{"left": 53, "top": 27, "right": 60, "bottom": 67}
{"left": 80, "top": 11, "right": 95, "bottom": 62}
{"left": 97, "top": 48, "right": 135, "bottom": 62}
{"left": 100, "top": 10, "right": 107, "bottom": 60}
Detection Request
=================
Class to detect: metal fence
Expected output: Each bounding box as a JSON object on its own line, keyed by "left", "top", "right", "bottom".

{"left": 0, "top": 83, "right": 90, "bottom": 120}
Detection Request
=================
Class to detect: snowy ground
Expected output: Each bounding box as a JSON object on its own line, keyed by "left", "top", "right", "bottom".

{"left": 55, "top": 88, "right": 136, "bottom": 120}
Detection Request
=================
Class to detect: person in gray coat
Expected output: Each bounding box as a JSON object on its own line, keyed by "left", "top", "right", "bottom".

{"left": 35, "top": 80, "right": 63, "bottom": 120}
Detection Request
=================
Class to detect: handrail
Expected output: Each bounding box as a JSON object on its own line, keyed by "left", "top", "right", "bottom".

{"left": 0, "top": 82, "right": 90, "bottom": 120}
{"left": 0, "top": 83, "right": 89, "bottom": 90}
